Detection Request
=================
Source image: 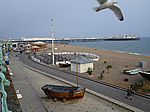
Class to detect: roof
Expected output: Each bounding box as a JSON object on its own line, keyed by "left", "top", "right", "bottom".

{"left": 70, "top": 56, "right": 93, "bottom": 64}
{"left": 32, "top": 41, "right": 47, "bottom": 45}
{"left": 32, "top": 46, "right": 40, "bottom": 49}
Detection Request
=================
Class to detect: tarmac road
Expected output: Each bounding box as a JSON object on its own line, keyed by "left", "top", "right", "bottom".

{"left": 19, "top": 53, "right": 150, "bottom": 112}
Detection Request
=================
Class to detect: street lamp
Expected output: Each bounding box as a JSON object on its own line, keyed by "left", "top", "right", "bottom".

{"left": 51, "top": 18, "right": 54, "bottom": 65}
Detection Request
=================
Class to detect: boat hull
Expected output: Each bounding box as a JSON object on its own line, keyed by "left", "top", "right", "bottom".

{"left": 41, "top": 85, "right": 86, "bottom": 100}
{"left": 139, "top": 71, "right": 150, "bottom": 81}
{"left": 123, "top": 68, "right": 141, "bottom": 75}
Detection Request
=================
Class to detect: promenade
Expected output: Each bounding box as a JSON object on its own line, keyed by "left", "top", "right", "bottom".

{"left": 10, "top": 53, "right": 133, "bottom": 112}
{"left": 15, "top": 52, "right": 150, "bottom": 112}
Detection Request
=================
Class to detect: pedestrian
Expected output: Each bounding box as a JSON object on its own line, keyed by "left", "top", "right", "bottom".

{"left": 28, "top": 55, "right": 30, "bottom": 59}
{"left": 125, "top": 86, "right": 133, "bottom": 100}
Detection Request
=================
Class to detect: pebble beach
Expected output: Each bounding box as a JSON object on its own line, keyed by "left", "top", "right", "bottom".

{"left": 46, "top": 44, "right": 150, "bottom": 89}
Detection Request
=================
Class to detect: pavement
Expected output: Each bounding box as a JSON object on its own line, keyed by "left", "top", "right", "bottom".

{"left": 10, "top": 56, "right": 48, "bottom": 112}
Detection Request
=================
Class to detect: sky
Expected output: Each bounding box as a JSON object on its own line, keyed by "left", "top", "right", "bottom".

{"left": 0, "top": 0, "right": 150, "bottom": 39}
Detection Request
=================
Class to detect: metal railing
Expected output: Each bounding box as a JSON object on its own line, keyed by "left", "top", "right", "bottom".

{"left": 0, "top": 72, "right": 11, "bottom": 112}
{"left": 0, "top": 43, "right": 11, "bottom": 112}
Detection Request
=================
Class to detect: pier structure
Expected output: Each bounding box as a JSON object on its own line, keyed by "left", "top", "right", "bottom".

{"left": 10, "top": 37, "right": 103, "bottom": 43}
{"left": 2, "top": 33, "right": 139, "bottom": 45}
{"left": 8, "top": 35, "right": 140, "bottom": 43}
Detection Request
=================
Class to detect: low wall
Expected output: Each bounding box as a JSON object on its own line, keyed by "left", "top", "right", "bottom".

{"left": 48, "top": 52, "right": 100, "bottom": 61}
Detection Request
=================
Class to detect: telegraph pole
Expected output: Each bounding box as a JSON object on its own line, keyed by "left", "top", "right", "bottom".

{"left": 51, "top": 18, "right": 54, "bottom": 65}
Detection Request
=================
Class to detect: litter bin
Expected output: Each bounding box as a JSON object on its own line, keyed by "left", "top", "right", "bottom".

{"left": 5, "top": 60, "right": 9, "bottom": 65}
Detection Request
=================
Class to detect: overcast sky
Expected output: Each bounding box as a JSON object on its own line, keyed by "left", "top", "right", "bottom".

{"left": 0, "top": 0, "right": 150, "bottom": 38}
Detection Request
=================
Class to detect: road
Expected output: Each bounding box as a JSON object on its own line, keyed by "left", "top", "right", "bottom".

{"left": 19, "top": 54, "right": 150, "bottom": 112}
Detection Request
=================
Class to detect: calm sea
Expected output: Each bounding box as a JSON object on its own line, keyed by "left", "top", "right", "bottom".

{"left": 68, "top": 37, "right": 150, "bottom": 56}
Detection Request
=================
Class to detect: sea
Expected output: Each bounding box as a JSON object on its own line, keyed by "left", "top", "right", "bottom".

{"left": 68, "top": 37, "right": 150, "bottom": 56}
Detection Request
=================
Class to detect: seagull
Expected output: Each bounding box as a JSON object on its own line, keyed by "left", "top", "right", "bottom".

{"left": 94, "top": 0, "right": 124, "bottom": 21}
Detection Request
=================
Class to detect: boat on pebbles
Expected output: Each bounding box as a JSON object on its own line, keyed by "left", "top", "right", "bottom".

{"left": 41, "top": 84, "right": 86, "bottom": 102}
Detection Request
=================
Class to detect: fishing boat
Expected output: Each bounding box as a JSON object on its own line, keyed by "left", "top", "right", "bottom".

{"left": 139, "top": 71, "right": 150, "bottom": 81}
{"left": 123, "top": 68, "right": 141, "bottom": 75}
{"left": 41, "top": 84, "right": 85, "bottom": 102}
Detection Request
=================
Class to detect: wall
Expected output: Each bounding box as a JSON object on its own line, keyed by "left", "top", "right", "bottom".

{"left": 71, "top": 63, "right": 93, "bottom": 73}
{"left": 80, "top": 63, "right": 93, "bottom": 73}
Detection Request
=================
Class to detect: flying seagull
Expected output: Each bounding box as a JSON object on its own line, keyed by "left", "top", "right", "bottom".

{"left": 94, "top": 0, "right": 124, "bottom": 21}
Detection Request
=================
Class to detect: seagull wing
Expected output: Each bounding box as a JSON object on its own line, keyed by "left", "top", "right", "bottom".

{"left": 109, "top": 5, "right": 124, "bottom": 21}
{"left": 97, "top": 0, "right": 107, "bottom": 4}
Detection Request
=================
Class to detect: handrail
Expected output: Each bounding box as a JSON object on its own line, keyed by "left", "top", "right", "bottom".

{"left": 0, "top": 43, "right": 11, "bottom": 112}
{"left": 0, "top": 72, "right": 11, "bottom": 112}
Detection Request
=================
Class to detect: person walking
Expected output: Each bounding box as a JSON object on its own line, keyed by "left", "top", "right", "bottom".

{"left": 125, "top": 86, "right": 133, "bottom": 100}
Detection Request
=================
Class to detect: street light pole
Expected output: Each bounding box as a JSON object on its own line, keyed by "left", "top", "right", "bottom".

{"left": 51, "top": 18, "right": 54, "bottom": 65}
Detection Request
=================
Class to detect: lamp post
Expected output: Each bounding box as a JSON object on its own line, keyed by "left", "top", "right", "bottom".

{"left": 76, "top": 63, "right": 79, "bottom": 87}
{"left": 51, "top": 18, "right": 54, "bottom": 65}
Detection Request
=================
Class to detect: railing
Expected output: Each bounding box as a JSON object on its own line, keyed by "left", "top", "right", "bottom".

{"left": 0, "top": 43, "right": 11, "bottom": 112}
{"left": 0, "top": 72, "right": 11, "bottom": 112}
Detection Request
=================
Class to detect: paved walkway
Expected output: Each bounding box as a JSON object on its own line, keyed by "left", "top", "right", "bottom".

{"left": 10, "top": 56, "right": 48, "bottom": 112}
{"left": 10, "top": 53, "right": 132, "bottom": 112}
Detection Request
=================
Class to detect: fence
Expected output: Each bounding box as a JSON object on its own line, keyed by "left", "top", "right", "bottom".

{"left": 0, "top": 43, "right": 11, "bottom": 112}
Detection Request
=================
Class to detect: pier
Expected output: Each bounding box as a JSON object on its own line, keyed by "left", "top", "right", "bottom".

{"left": 7, "top": 35, "right": 140, "bottom": 43}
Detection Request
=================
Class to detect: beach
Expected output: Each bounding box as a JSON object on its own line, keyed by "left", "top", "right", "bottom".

{"left": 45, "top": 44, "right": 150, "bottom": 89}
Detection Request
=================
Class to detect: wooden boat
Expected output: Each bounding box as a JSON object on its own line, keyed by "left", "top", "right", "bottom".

{"left": 41, "top": 84, "right": 86, "bottom": 101}
{"left": 139, "top": 71, "right": 150, "bottom": 81}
